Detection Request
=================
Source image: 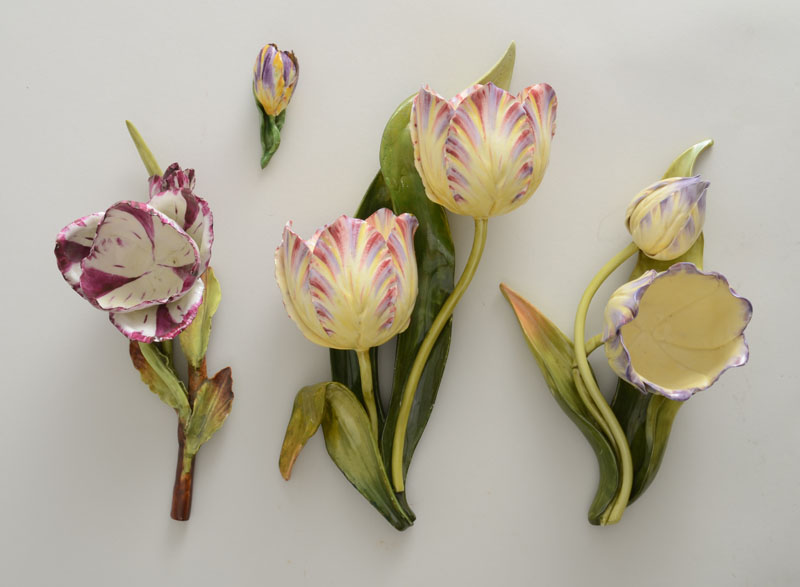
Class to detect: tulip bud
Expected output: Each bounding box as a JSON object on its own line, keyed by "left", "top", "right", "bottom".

{"left": 253, "top": 43, "right": 299, "bottom": 168}
{"left": 625, "top": 176, "right": 708, "bottom": 260}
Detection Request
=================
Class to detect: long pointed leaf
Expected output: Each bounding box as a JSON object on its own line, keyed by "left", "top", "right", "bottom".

{"left": 279, "top": 383, "right": 328, "bottom": 480}
{"left": 183, "top": 367, "right": 234, "bottom": 461}
{"left": 501, "top": 284, "right": 619, "bottom": 523}
{"left": 610, "top": 140, "right": 711, "bottom": 503}
{"left": 321, "top": 383, "right": 413, "bottom": 530}
{"left": 130, "top": 341, "right": 191, "bottom": 423}
{"left": 380, "top": 42, "right": 517, "bottom": 484}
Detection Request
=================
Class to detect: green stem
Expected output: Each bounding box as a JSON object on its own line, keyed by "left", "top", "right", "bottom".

{"left": 356, "top": 349, "right": 378, "bottom": 441}
{"left": 126, "top": 121, "right": 162, "bottom": 177}
{"left": 573, "top": 241, "right": 638, "bottom": 524}
{"left": 585, "top": 333, "right": 604, "bottom": 356}
{"left": 391, "top": 217, "right": 489, "bottom": 492}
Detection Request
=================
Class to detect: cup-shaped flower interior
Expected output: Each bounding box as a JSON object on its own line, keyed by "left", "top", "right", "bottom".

{"left": 410, "top": 82, "right": 557, "bottom": 219}
{"left": 275, "top": 209, "right": 418, "bottom": 351}
{"left": 253, "top": 43, "right": 299, "bottom": 117}
{"left": 625, "top": 176, "right": 708, "bottom": 261}
{"left": 54, "top": 164, "right": 214, "bottom": 342}
{"left": 603, "top": 263, "right": 752, "bottom": 401}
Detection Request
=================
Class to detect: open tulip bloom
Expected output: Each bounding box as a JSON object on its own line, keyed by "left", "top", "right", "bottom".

{"left": 275, "top": 43, "right": 559, "bottom": 529}
{"left": 54, "top": 123, "right": 233, "bottom": 521}
{"left": 502, "top": 139, "right": 752, "bottom": 525}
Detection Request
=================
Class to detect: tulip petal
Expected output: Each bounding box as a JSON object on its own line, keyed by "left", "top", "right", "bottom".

{"left": 445, "top": 83, "right": 535, "bottom": 217}
{"left": 275, "top": 223, "right": 331, "bottom": 347}
{"left": 365, "top": 209, "right": 419, "bottom": 330}
{"left": 110, "top": 277, "right": 205, "bottom": 342}
{"left": 308, "top": 217, "right": 398, "bottom": 350}
{"left": 80, "top": 201, "right": 200, "bottom": 312}
{"left": 55, "top": 211, "right": 105, "bottom": 299}
{"left": 148, "top": 164, "right": 214, "bottom": 272}
{"left": 410, "top": 86, "right": 454, "bottom": 208}
{"left": 520, "top": 83, "right": 557, "bottom": 196}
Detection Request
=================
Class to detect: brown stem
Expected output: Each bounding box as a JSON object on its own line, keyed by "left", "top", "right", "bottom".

{"left": 169, "top": 358, "right": 206, "bottom": 521}
{"left": 170, "top": 425, "right": 195, "bottom": 521}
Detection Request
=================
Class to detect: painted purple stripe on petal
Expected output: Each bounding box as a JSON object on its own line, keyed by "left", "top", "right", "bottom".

{"left": 55, "top": 241, "right": 91, "bottom": 268}
{"left": 116, "top": 202, "right": 155, "bottom": 244}
{"left": 80, "top": 267, "right": 137, "bottom": 301}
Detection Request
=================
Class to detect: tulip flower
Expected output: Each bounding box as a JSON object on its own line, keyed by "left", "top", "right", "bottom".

{"left": 253, "top": 43, "right": 299, "bottom": 168}
{"left": 275, "top": 209, "right": 419, "bottom": 437}
{"left": 55, "top": 163, "right": 213, "bottom": 342}
{"left": 603, "top": 263, "right": 752, "bottom": 401}
{"left": 410, "top": 82, "right": 557, "bottom": 219}
{"left": 390, "top": 80, "right": 558, "bottom": 491}
{"left": 625, "top": 176, "right": 708, "bottom": 260}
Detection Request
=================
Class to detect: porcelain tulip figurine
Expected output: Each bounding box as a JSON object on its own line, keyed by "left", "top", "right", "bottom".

{"left": 253, "top": 43, "right": 299, "bottom": 168}
{"left": 276, "top": 210, "right": 419, "bottom": 437}
{"left": 502, "top": 140, "right": 752, "bottom": 525}
{"left": 390, "top": 81, "right": 557, "bottom": 491}
{"left": 54, "top": 123, "right": 233, "bottom": 521}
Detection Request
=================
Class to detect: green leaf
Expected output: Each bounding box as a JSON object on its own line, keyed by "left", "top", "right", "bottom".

{"left": 610, "top": 139, "right": 711, "bottom": 503}
{"left": 501, "top": 284, "right": 619, "bottom": 524}
{"left": 256, "top": 97, "right": 283, "bottom": 168}
{"left": 321, "top": 382, "right": 413, "bottom": 531}
{"left": 379, "top": 41, "right": 517, "bottom": 484}
{"left": 130, "top": 341, "right": 191, "bottom": 423}
{"left": 178, "top": 267, "right": 222, "bottom": 368}
{"left": 183, "top": 367, "right": 234, "bottom": 460}
{"left": 279, "top": 382, "right": 328, "bottom": 480}
{"left": 125, "top": 121, "right": 162, "bottom": 177}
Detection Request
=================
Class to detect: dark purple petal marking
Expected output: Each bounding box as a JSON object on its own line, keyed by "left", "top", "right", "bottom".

{"left": 80, "top": 267, "right": 138, "bottom": 301}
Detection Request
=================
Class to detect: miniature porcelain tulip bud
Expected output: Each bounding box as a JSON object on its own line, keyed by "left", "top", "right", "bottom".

{"left": 625, "top": 176, "right": 709, "bottom": 260}
{"left": 253, "top": 43, "right": 299, "bottom": 169}
{"left": 603, "top": 263, "right": 752, "bottom": 401}
{"left": 55, "top": 163, "right": 214, "bottom": 342}
{"left": 275, "top": 209, "right": 419, "bottom": 351}
{"left": 410, "top": 82, "right": 557, "bottom": 219}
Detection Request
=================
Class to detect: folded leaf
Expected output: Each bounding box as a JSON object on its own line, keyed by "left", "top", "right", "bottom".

{"left": 130, "top": 341, "right": 190, "bottom": 423}
{"left": 183, "top": 367, "right": 234, "bottom": 461}
{"left": 501, "top": 284, "right": 619, "bottom": 524}
{"left": 321, "top": 382, "right": 413, "bottom": 531}
{"left": 178, "top": 268, "right": 222, "bottom": 368}
{"left": 379, "top": 42, "right": 517, "bottom": 485}
{"left": 279, "top": 382, "right": 328, "bottom": 480}
{"left": 610, "top": 139, "right": 711, "bottom": 503}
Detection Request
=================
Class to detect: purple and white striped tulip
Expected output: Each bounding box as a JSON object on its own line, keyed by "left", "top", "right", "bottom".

{"left": 625, "top": 176, "right": 708, "bottom": 261}
{"left": 253, "top": 43, "right": 299, "bottom": 117}
{"left": 55, "top": 163, "right": 214, "bottom": 342}
{"left": 410, "top": 82, "right": 557, "bottom": 219}
{"left": 275, "top": 209, "right": 419, "bottom": 351}
{"left": 603, "top": 263, "right": 752, "bottom": 401}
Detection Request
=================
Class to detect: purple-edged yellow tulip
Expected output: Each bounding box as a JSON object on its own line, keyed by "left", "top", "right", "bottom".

{"left": 55, "top": 164, "right": 213, "bottom": 342}
{"left": 253, "top": 43, "right": 299, "bottom": 117}
{"left": 603, "top": 263, "right": 752, "bottom": 401}
{"left": 275, "top": 209, "right": 419, "bottom": 351}
{"left": 625, "top": 176, "right": 708, "bottom": 260}
{"left": 410, "top": 82, "right": 557, "bottom": 218}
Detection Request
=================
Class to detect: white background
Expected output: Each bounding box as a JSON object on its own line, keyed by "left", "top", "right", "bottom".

{"left": 2, "top": 0, "right": 798, "bottom": 584}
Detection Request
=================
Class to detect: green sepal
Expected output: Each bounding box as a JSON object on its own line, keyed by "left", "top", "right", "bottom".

{"left": 501, "top": 285, "right": 619, "bottom": 524}
{"left": 610, "top": 139, "right": 711, "bottom": 503}
{"left": 256, "top": 95, "right": 285, "bottom": 168}
{"left": 130, "top": 341, "right": 191, "bottom": 423}
{"left": 378, "top": 41, "right": 517, "bottom": 485}
{"left": 178, "top": 267, "right": 222, "bottom": 368}
{"left": 183, "top": 367, "right": 234, "bottom": 468}
{"left": 125, "top": 120, "right": 162, "bottom": 177}
{"left": 278, "top": 382, "right": 413, "bottom": 530}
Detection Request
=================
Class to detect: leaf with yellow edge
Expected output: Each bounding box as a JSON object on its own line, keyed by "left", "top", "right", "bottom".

{"left": 178, "top": 268, "right": 222, "bottom": 368}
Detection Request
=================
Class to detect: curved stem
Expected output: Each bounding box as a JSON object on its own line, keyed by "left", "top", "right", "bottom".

{"left": 573, "top": 241, "right": 637, "bottom": 524}
{"left": 391, "top": 218, "right": 489, "bottom": 492}
{"left": 584, "top": 333, "right": 604, "bottom": 356}
{"left": 356, "top": 349, "right": 378, "bottom": 441}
